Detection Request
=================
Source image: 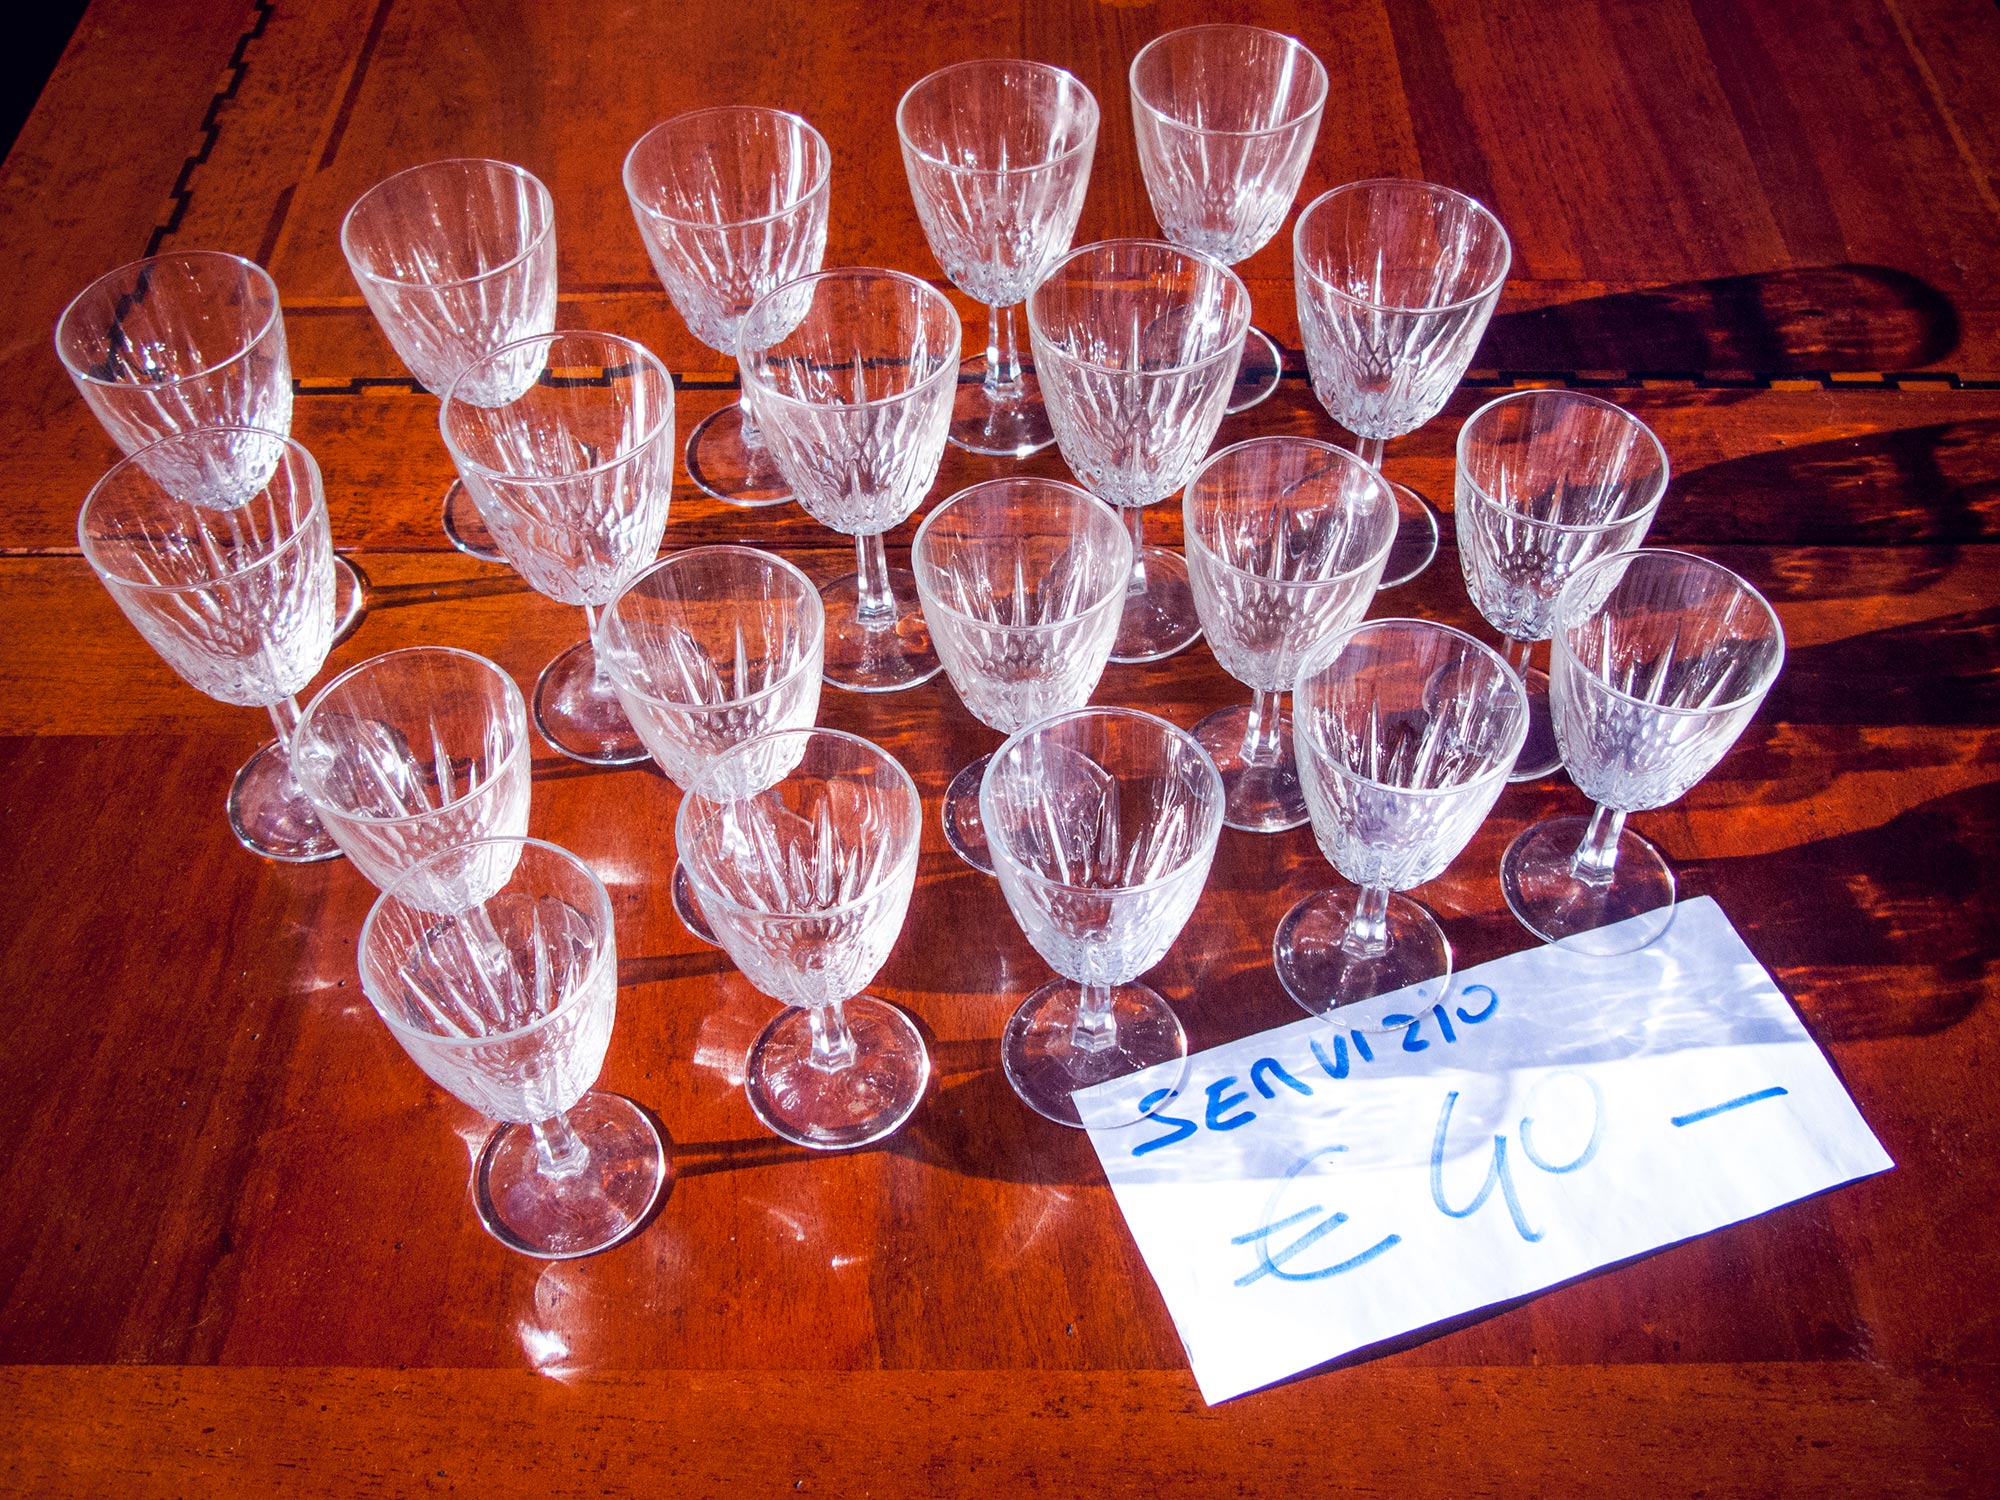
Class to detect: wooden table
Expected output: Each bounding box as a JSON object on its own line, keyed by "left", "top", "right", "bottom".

{"left": 3, "top": 1, "right": 1997, "bottom": 1493}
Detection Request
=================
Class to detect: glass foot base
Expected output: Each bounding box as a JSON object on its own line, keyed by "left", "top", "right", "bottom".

{"left": 331, "top": 554, "right": 368, "bottom": 646}
{"left": 1376, "top": 480, "right": 1441, "bottom": 590}
{"left": 1109, "top": 545, "right": 1203, "bottom": 663}
{"left": 950, "top": 354, "right": 1055, "bottom": 456}
{"left": 534, "top": 639, "right": 650, "bottom": 765}
{"left": 1501, "top": 815, "right": 1676, "bottom": 956}
{"left": 941, "top": 753, "right": 995, "bottom": 872}
{"left": 1002, "top": 979, "right": 1188, "bottom": 1129}
{"left": 472, "top": 1091, "right": 669, "bottom": 1259}
{"left": 821, "top": 569, "right": 941, "bottom": 693}
{"left": 1274, "top": 888, "right": 1452, "bottom": 1018}
{"left": 1224, "top": 325, "right": 1283, "bottom": 414}
{"left": 441, "top": 478, "right": 506, "bottom": 562}
{"left": 672, "top": 860, "right": 718, "bottom": 946}
{"left": 745, "top": 997, "right": 931, "bottom": 1150}
{"left": 686, "top": 401, "right": 793, "bottom": 508}
{"left": 229, "top": 738, "right": 341, "bottom": 863}
{"left": 1194, "top": 700, "right": 1306, "bottom": 832}
{"left": 1507, "top": 663, "right": 1562, "bottom": 781}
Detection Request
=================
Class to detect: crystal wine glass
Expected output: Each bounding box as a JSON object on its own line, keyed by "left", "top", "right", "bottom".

{"left": 676, "top": 728, "right": 928, "bottom": 1150}
{"left": 341, "top": 158, "right": 560, "bottom": 562}
{"left": 1130, "top": 23, "right": 1328, "bottom": 414}
{"left": 912, "top": 476, "right": 1132, "bottom": 871}
{"left": 439, "top": 330, "right": 676, "bottom": 765}
{"left": 1027, "top": 238, "right": 1251, "bottom": 663}
{"left": 1277, "top": 618, "right": 1526, "bottom": 1016}
{"left": 357, "top": 836, "right": 670, "bottom": 1258}
{"left": 596, "top": 545, "right": 826, "bottom": 946}
{"left": 293, "top": 646, "right": 533, "bottom": 900}
{"left": 78, "top": 427, "right": 339, "bottom": 862}
{"left": 623, "top": 107, "right": 831, "bottom": 507}
{"left": 896, "top": 58, "right": 1099, "bottom": 457}
{"left": 1294, "top": 179, "right": 1511, "bottom": 588}
{"left": 738, "top": 267, "right": 960, "bottom": 692}
{"left": 1501, "top": 548, "right": 1784, "bottom": 956}
{"left": 980, "top": 707, "right": 1225, "bottom": 1127}
{"left": 55, "top": 249, "right": 365, "bottom": 640}
{"left": 1456, "top": 389, "right": 1670, "bottom": 781}
{"left": 1184, "top": 436, "right": 1398, "bottom": 833}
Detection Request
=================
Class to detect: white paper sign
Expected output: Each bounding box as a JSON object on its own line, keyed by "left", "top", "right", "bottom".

{"left": 1078, "top": 897, "right": 1893, "bottom": 1405}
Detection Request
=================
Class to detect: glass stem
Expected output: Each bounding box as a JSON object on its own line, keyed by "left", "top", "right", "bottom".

{"left": 265, "top": 695, "right": 303, "bottom": 750}
{"left": 1240, "top": 687, "right": 1286, "bottom": 767}
{"left": 1123, "top": 505, "right": 1148, "bottom": 597}
{"left": 737, "top": 390, "right": 767, "bottom": 449}
{"left": 1570, "top": 804, "right": 1626, "bottom": 886}
{"left": 1341, "top": 886, "right": 1393, "bottom": 958}
{"left": 808, "top": 1000, "right": 861, "bottom": 1073}
{"left": 1071, "top": 982, "right": 1118, "bottom": 1055}
{"left": 581, "top": 605, "right": 612, "bottom": 688}
{"left": 1503, "top": 636, "right": 1535, "bottom": 675}
{"left": 854, "top": 533, "right": 897, "bottom": 628}
{"left": 532, "top": 1111, "right": 592, "bottom": 1179}
{"left": 1355, "top": 436, "right": 1388, "bottom": 471}
{"left": 984, "top": 304, "right": 1025, "bottom": 400}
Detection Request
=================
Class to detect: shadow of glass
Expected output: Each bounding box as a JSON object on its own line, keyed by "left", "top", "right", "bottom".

{"left": 1662, "top": 421, "right": 2000, "bottom": 551}
{"left": 1479, "top": 264, "right": 1959, "bottom": 375}
{"left": 1681, "top": 779, "right": 1999, "bottom": 1043}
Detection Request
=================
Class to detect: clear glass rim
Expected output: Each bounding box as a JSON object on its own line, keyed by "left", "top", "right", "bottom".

{"left": 1455, "top": 388, "right": 1671, "bottom": 533}
{"left": 340, "top": 158, "right": 556, "bottom": 292}
{"left": 294, "top": 646, "right": 531, "bottom": 827}
{"left": 1294, "top": 616, "right": 1530, "bottom": 796}
{"left": 622, "top": 106, "right": 832, "bottom": 230}
{"left": 55, "top": 250, "right": 284, "bottom": 390}
{"left": 438, "top": 329, "right": 676, "bottom": 485}
{"left": 1182, "top": 436, "right": 1399, "bottom": 589}
{"left": 597, "top": 544, "right": 827, "bottom": 713}
{"left": 911, "top": 478, "right": 1134, "bottom": 636}
{"left": 75, "top": 427, "right": 325, "bottom": 591}
{"left": 674, "top": 727, "right": 924, "bottom": 925}
{"left": 360, "top": 836, "right": 616, "bottom": 1049}
{"left": 737, "top": 267, "right": 963, "bottom": 414}
{"left": 981, "top": 705, "right": 1226, "bottom": 898}
{"left": 1026, "top": 237, "right": 1252, "bottom": 378}
{"left": 1294, "top": 178, "right": 1513, "bottom": 316}
{"left": 895, "top": 59, "right": 1102, "bottom": 174}
{"left": 1128, "top": 24, "right": 1330, "bottom": 139}
{"left": 1552, "top": 547, "right": 1787, "bottom": 717}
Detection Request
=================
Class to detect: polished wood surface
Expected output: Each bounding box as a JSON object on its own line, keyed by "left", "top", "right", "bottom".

{"left": 3, "top": 0, "right": 1998, "bottom": 1493}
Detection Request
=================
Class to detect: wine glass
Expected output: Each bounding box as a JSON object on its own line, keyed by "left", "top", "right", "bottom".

{"left": 1027, "top": 239, "right": 1251, "bottom": 663}
{"left": 1456, "top": 389, "right": 1670, "bottom": 781}
{"left": 911, "top": 477, "right": 1132, "bottom": 871}
{"left": 595, "top": 546, "right": 826, "bottom": 945}
{"left": 980, "top": 707, "right": 1225, "bottom": 1127}
{"left": 738, "top": 267, "right": 960, "bottom": 693}
{"left": 341, "top": 158, "right": 560, "bottom": 563}
{"left": 1294, "top": 179, "right": 1511, "bottom": 588}
{"left": 55, "top": 249, "right": 365, "bottom": 640}
{"left": 623, "top": 107, "right": 831, "bottom": 508}
{"left": 1501, "top": 548, "right": 1784, "bottom": 956}
{"left": 1277, "top": 619, "right": 1526, "bottom": 1016}
{"left": 439, "top": 330, "right": 676, "bottom": 765}
{"left": 293, "top": 646, "right": 533, "bottom": 901}
{"left": 676, "top": 728, "right": 928, "bottom": 1150}
{"left": 78, "top": 427, "right": 339, "bottom": 862}
{"left": 896, "top": 58, "right": 1099, "bottom": 457}
{"left": 1184, "top": 436, "right": 1398, "bottom": 833}
{"left": 1130, "top": 24, "right": 1328, "bottom": 414}
{"left": 357, "top": 837, "right": 670, "bottom": 1258}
